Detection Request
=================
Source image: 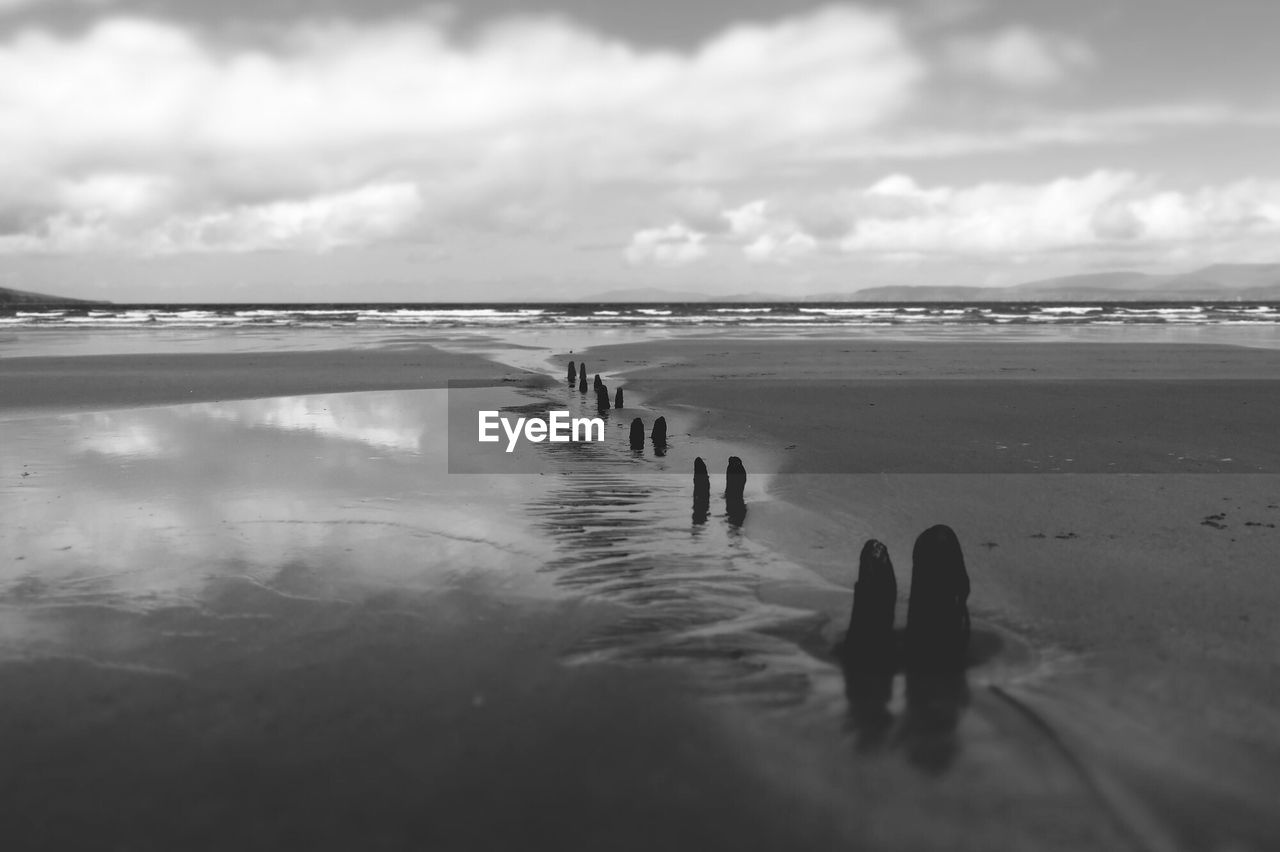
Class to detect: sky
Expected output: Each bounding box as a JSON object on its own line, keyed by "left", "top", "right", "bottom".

{"left": 1, "top": 0, "right": 1279, "bottom": 301}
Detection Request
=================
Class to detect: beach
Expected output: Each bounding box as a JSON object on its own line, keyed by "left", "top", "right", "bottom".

{"left": 590, "top": 336, "right": 1280, "bottom": 850}
{"left": 8, "top": 0, "right": 1280, "bottom": 846}
{"left": 2, "top": 329, "right": 1279, "bottom": 850}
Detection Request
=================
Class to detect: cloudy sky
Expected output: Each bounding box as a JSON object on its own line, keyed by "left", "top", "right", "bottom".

{"left": 2, "top": 0, "right": 1278, "bottom": 301}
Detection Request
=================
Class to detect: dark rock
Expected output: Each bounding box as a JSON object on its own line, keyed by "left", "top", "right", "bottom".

{"left": 595, "top": 384, "right": 611, "bottom": 413}
{"left": 629, "top": 418, "right": 645, "bottom": 451}
{"left": 725, "top": 457, "right": 747, "bottom": 526}
{"left": 692, "top": 457, "right": 710, "bottom": 525}
{"left": 614, "top": 387, "right": 624, "bottom": 409}
{"left": 724, "top": 456, "right": 746, "bottom": 500}
{"left": 651, "top": 416, "right": 667, "bottom": 447}
{"left": 578, "top": 366, "right": 588, "bottom": 393}
{"left": 568, "top": 361, "right": 576, "bottom": 385}
{"left": 843, "top": 539, "right": 897, "bottom": 669}
{"left": 593, "top": 374, "right": 603, "bottom": 391}
{"left": 904, "top": 525, "right": 971, "bottom": 670}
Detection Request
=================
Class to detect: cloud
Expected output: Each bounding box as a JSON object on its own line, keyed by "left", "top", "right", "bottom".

{"left": 743, "top": 231, "right": 817, "bottom": 264}
{"left": 0, "top": 182, "right": 423, "bottom": 253}
{"left": 624, "top": 223, "right": 707, "bottom": 267}
{"left": 908, "top": 0, "right": 992, "bottom": 28}
{"left": 944, "top": 25, "right": 1095, "bottom": 89}
{"left": 723, "top": 199, "right": 770, "bottom": 238}
{"left": 839, "top": 171, "right": 1280, "bottom": 256}
{"left": 629, "top": 171, "right": 1280, "bottom": 271}
{"left": 630, "top": 197, "right": 819, "bottom": 267}
{"left": 723, "top": 199, "right": 816, "bottom": 264}
{"left": 796, "top": 102, "right": 1280, "bottom": 165}
{"left": 666, "top": 186, "right": 728, "bottom": 234}
{"left": 0, "top": 7, "right": 923, "bottom": 254}
{"left": 0, "top": 0, "right": 109, "bottom": 13}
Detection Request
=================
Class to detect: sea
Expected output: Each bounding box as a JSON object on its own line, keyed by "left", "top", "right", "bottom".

{"left": 4, "top": 301, "right": 1280, "bottom": 329}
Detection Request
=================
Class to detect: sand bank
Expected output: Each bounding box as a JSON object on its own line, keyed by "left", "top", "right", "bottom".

{"left": 0, "top": 343, "right": 537, "bottom": 418}
{"left": 583, "top": 335, "right": 1280, "bottom": 850}
{"left": 580, "top": 337, "right": 1280, "bottom": 381}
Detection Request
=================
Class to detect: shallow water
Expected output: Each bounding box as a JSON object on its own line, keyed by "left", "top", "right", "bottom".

{"left": 1, "top": 375, "right": 1055, "bottom": 718}
{"left": 0, "top": 379, "right": 847, "bottom": 706}
{"left": 0, "top": 382, "right": 857, "bottom": 848}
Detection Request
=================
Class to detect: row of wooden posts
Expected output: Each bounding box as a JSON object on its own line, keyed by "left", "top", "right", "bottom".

{"left": 569, "top": 359, "right": 968, "bottom": 670}
{"left": 567, "top": 358, "right": 745, "bottom": 521}
{"left": 566, "top": 359, "right": 655, "bottom": 449}
{"left": 567, "top": 360, "right": 625, "bottom": 413}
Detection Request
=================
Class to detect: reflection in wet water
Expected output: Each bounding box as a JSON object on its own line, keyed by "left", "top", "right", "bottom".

{"left": 0, "top": 389, "right": 555, "bottom": 626}
{"left": 1, "top": 380, "right": 1053, "bottom": 763}
{"left": 901, "top": 669, "right": 971, "bottom": 773}
{"left": 841, "top": 659, "right": 972, "bottom": 773}
{"left": 186, "top": 394, "right": 433, "bottom": 453}
{"left": 839, "top": 626, "right": 1022, "bottom": 773}
{"left": 844, "top": 667, "right": 896, "bottom": 752}
{"left": 2, "top": 384, "right": 835, "bottom": 713}
{"left": 1, "top": 383, "right": 1055, "bottom": 783}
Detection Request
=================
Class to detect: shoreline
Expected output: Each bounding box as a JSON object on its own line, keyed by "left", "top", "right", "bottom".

{"left": 3, "top": 329, "right": 1279, "bottom": 848}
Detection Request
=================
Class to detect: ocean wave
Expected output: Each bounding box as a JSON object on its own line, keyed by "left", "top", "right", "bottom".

{"left": 3, "top": 302, "right": 1278, "bottom": 329}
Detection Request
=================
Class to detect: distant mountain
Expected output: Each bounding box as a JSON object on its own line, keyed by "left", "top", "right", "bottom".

{"left": 579, "top": 264, "right": 1280, "bottom": 303}
{"left": 848, "top": 263, "right": 1280, "bottom": 302}
{"left": 580, "top": 287, "right": 714, "bottom": 303}
{"left": 707, "top": 292, "right": 790, "bottom": 303}
{"left": 1186, "top": 263, "right": 1280, "bottom": 288}
{"left": 1009, "top": 271, "right": 1153, "bottom": 295}
{"left": 0, "top": 285, "right": 105, "bottom": 305}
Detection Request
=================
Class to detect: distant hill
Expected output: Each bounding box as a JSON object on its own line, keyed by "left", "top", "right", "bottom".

{"left": 10, "top": 262, "right": 1279, "bottom": 306}
{"left": 847, "top": 263, "right": 1280, "bottom": 302}
{"left": 579, "top": 263, "right": 1280, "bottom": 303}
{"left": 0, "top": 285, "right": 105, "bottom": 306}
{"left": 582, "top": 287, "right": 715, "bottom": 303}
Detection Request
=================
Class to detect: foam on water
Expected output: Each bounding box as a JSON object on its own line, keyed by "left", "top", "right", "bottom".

{"left": 5, "top": 301, "right": 1280, "bottom": 330}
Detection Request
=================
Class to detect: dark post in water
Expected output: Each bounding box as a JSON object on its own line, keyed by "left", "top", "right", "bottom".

{"left": 629, "top": 417, "right": 645, "bottom": 451}
{"left": 904, "top": 524, "right": 971, "bottom": 670}
{"left": 578, "top": 366, "right": 588, "bottom": 393}
{"left": 651, "top": 416, "right": 667, "bottom": 447}
{"left": 614, "top": 387, "right": 624, "bottom": 409}
{"left": 692, "top": 457, "right": 710, "bottom": 525}
{"left": 844, "top": 539, "right": 898, "bottom": 669}
{"left": 567, "top": 361, "right": 576, "bottom": 385}
{"left": 841, "top": 540, "right": 898, "bottom": 752}
{"left": 725, "top": 456, "right": 747, "bottom": 526}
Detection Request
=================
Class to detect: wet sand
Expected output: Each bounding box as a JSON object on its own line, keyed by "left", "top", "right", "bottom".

{"left": 0, "top": 344, "right": 541, "bottom": 418}
{"left": 586, "top": 336, "right": 1280, "bottom": 851}
{"left": 3, "top": 332, "right": 1280, "bottom": 850}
